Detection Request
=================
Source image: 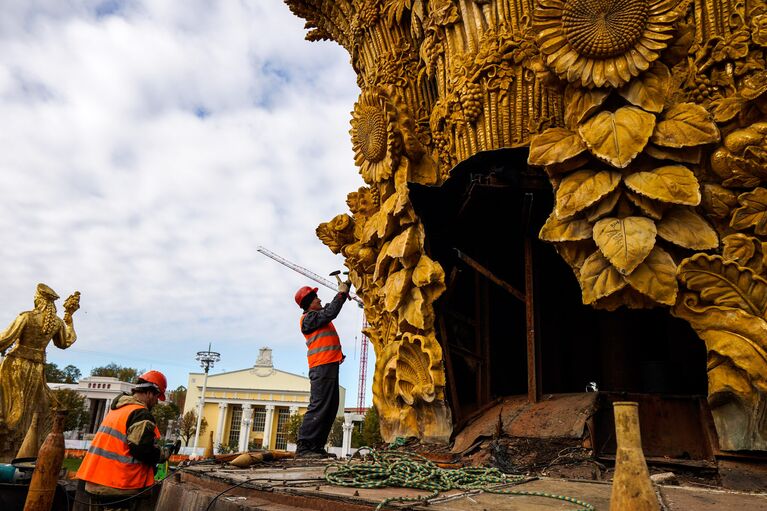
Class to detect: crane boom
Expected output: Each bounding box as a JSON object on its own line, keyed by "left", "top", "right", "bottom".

{"left": 257, "top": 245, "right": 370, "bottom": 413}
{"left": 256, "top": 246, "right": 363, "bottom": 306}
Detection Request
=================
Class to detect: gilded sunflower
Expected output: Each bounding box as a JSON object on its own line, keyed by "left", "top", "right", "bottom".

{"left": 534, "top": 0, "right": 687, "bottom": 88}
{"left": 350, "top": 88, "right": 400, "bottom": 184}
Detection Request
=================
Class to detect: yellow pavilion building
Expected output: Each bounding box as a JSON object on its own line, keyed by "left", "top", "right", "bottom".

{"left": 183, "top": 347, "right": 346, "bottom": 453}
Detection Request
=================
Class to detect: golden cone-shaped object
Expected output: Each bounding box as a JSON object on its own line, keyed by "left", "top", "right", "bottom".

{"left": 23, "top": 410, "right": 67, "bottom": 511}
{"left": 16, "top": 412, "right": 40, "bottom": 459}
{"left": 203, "top": 431, "right": 214, "bottom": 459}
{"left": 609, "top": 402, "right": 660, "bottom": 511}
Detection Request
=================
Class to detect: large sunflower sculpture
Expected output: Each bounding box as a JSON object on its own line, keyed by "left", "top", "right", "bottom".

{"left": 350, "top": 87, "right": 401, "bottom": 184}
{"left": 534, "top": 0, "right": 689, "bottom": 88}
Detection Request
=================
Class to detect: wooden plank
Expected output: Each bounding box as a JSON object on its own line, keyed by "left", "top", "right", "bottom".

{"left": 455, "top": 249, "right": 525, "bottom": 302}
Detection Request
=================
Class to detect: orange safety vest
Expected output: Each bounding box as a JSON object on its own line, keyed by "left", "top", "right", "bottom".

{"left": 301, "top": 315, "right": 344, "bottom": 368}
{"left": 77, "top": 403, "right": 160, "bottom": 489}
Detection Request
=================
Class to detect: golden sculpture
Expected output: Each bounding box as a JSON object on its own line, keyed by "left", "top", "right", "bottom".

{"left": 286, "top": 0, "right": 767, "bottom": 450}
{"left": 0, "top": 284, "right": 80, "bottom": 461}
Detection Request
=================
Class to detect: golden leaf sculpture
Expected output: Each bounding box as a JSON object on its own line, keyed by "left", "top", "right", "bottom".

{"left": 624, "top": 189, "right": 666, "bottom": 220}
{"left": 291, "top": 0, "right": 767, "bottom": 448}
{"left": 528, "top": 127, "right": 587, "bottom": 166}
{"left": 701, "top": 184, "right": 738, "bottom": 220}
{"left": 722, "top": 234, "right": 765, "bottom": 274}
{"left": 556, "top": 240, "right": 597, "bottom": 279}
{"left": 677, "top": 254, "right": 767, "bottom": 317}
{"left": 645, "top": 144, "right": 702, "bottom": 164}
{"left": 545, "top": 154, "right": 591, "bottom": 176}
{"left": 564, "top": 85, "right": 610, "bottom": 128}
{"left": 730, "top": 187, "right": 767, "bottom": 236}
{"left": 674, "top": 283, "right": 767, "bottom": 450}
{"left": 593, "top": 216, "right": 657, "bottom": 274}
{"left": 584, "top": 189, "right": 622, "bottom": 222}
{"left": 539, "top": 211, "right": 594, "bottom": 242}
{"left": 623, "top": 246, "right": 678, "bottom": 305}
{"left": 594, "top": 287, "right": 658, "bottom": 311}
{"left": 624, "top": 165, "right": 701, "bottom": 206}
{"left": 618, "top": 61, "right": 671, "bottom": 113}
{"left": 656, "top": 207, "right": 719, "bottom": 250}
{"left": 651, "top": 103, "right": 720, "bottom": 148}
{"left": 316, "top": 214, "right": 355, "bottom": 254}
{"left": 579, "top": 250, "right": 628, "bottom": 304}
{"left": 578, "top": 107, "right": 656, "bottom": 168}
{"left": 386, "top": 225, "right": 423, "bottom": 260}
{"left": 555, "top": 169, "right": 622, "bottom": 219}
{"left": 401, "top": 287, "right": 431, "bottom": 330}
{"left": 412, "top": 255, "right": 446, "bottom": 303}
{"left": 383, "top": 268, "right": 413, "bottom": 313}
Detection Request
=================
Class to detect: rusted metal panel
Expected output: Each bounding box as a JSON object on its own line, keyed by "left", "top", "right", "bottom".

{"left": 595, "top": 393, "right": 714, "bottom": 460}
{"left": 452, "top": 393, "right": 597, "bottom": 453}
{"left": 505, "top": 393, "right": 597, "bottom": 438}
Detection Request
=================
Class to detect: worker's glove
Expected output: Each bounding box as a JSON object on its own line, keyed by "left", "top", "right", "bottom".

{"left": 158, "top": 440, "right": 180, "bottom": 463}
{"left": 158, "top": 446, "right": 172, "bottom": 463}
{"left": 338, "top": 281, "right": 351, "bottom": 295}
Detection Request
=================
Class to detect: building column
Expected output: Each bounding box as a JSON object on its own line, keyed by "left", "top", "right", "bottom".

{"left": 238, "top": 404, "right": 254, "bottom": 452}
{"left": 262, "top": 405, "right": 275, "bottom": 449}
{"left": 342, "top": 413, "right": 354, "bottom": 458}
{"left": 215, "top": 403, "right": 227, "bottom": 453}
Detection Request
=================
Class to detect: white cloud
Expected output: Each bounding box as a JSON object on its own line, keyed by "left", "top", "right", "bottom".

{"left": 0, "top": 0, "right": 373, "bottom": 401}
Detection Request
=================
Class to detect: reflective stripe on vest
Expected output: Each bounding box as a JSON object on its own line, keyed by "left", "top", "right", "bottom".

{"left": 76, "top": 403, "right": 160, "bottom": 489}
{"left": 301, "top": 315, "right": 343, "bottom": 368}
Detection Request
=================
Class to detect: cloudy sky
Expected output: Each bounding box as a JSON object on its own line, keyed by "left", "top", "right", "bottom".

{"left": 0, "top": 1, "right": 372, "bottom": 404}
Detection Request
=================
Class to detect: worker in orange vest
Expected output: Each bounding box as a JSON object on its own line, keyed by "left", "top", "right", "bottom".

{"left": 294, "top": 280, "right": 350, "bottom": 458}
{"left": 76, "top": 370, "right": 175, "bottom": 510}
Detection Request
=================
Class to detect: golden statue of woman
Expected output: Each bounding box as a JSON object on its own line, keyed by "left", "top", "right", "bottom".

{"left": 0, "top": 283, "right": 80, "bottom": 461}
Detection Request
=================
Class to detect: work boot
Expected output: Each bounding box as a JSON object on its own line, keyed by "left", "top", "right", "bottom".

{"left": 296, "top": 451, "right": 325, "bottom": 459}
{"left": 317, "top": 449, "right": 337, "bottom": 459}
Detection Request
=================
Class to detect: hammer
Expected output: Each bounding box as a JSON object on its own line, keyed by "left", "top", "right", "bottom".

{"left": 330, "top": 270, "right": 351, "bottom": 300}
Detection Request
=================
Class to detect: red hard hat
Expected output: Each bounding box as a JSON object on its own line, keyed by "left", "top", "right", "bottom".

{"left": 294, "top": 286, "right": 318, "bottom": 308}
{"left": 137, "top": 370, "right": 167, "bottom": 401}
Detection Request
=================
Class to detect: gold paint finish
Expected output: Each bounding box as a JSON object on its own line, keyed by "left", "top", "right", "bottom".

{"left": 609, "top": 402, "right": 659, "bottom": 511}
{"left": 562, "top": 0, "right": 649, "bottom": 59}
{"left": 286, "top": 0, "right": 767, "bottom": 449}
{"left": 0, "top": 286, "right": 79, "bottom": 461}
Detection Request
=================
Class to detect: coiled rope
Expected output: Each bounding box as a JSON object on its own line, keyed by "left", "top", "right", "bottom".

{"left": 324, "top": 447, "right": 595, "bottom": 510}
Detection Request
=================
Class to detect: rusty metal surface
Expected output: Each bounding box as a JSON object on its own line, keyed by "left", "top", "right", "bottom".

{"left": 452, "top": 393, "right": 597, "bottom": 453}
{"left": 504, "top": 393, "right": 598, "bottom": 439}
{"left": 595, "top": 393, "right": 714, "bottom": 460}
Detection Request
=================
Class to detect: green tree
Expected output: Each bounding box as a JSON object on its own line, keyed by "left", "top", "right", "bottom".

{"left": 90, "top": 363, "right": 143, "bottom": 383}
{"left": 62, "top": 365, "right": 82, "bottom": 383}
{"left": 361, "top": 407, "right": 382, "bottom": 447}
{"left": 284, "top": 413, "right": 303, "bottom": 444}
{"left": 51, "top": 388, "right": 89, "bottom": 432}
{"left": 152, "top": 402, "right": 180, "bottom": 436}
{"left": 177, "top": 410, "right": 207, "bottom": 446}
{"left": 45, "top": 363, "right": 66, "bottom": 383}
{"left": 168, "top": 385, "right": 186, "bottom": 412}
{"left": 328, "top": 417, "right": 344, "bottom": 447}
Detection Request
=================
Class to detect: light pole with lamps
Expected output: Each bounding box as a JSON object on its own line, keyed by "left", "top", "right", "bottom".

{"left": 192, "top": 343, "right": 220, "bottom": 455}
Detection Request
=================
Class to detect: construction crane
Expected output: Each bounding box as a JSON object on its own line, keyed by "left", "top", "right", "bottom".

{"left": 257, "top": 246, "right": 369, "bottom": 413}
{"left": 257, "top": 246, "right": 363, "bottom": 306}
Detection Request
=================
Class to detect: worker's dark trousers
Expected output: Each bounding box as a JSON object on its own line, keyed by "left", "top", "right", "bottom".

{"left": 297, "top": 361, "right": 339, "bottom": 453}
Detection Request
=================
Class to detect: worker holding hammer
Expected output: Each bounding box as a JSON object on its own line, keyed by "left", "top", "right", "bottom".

{"left": 293, "top": 277, "right": 351, "bottom": 458}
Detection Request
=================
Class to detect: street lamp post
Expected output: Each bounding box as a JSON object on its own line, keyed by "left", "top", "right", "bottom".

{"left": 192, "top": 343, "right": 220, "bottom": 455}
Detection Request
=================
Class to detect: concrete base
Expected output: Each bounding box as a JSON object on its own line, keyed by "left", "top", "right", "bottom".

{"left": 156, "top": 462, "right": 767, "bottom": 511}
